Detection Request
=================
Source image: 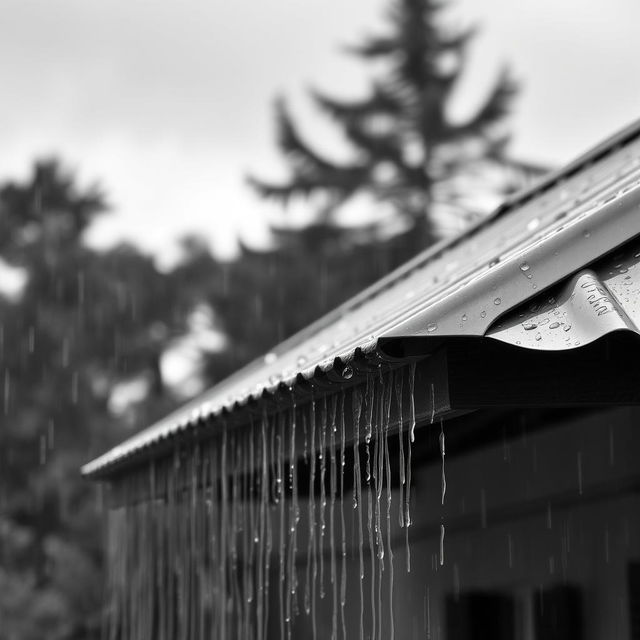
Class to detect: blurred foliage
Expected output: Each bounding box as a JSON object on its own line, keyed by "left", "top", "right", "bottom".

{"left": 0, "top": 160, "right": 193, "bottom": 638}
{"left": 0, "top": 1, "right": 537, "bottom": 637}
{"left": 249, "top": 0, "right": 529, "bottom": 246}
{"left": 210, "top": 0, "right": 536, "bottom": 386}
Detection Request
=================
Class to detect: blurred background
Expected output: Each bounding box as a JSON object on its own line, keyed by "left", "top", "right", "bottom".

{"left": 0, "top": 0, "right": 638, "bottom": 637}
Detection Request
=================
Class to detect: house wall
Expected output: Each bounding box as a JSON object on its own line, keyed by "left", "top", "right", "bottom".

{"left": 283, "top": 406, "right": 640, "bottom": 640}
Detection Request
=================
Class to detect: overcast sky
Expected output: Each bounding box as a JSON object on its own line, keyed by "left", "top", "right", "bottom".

{"left": 2, "top": 0, "right": 639, "bottom": 265}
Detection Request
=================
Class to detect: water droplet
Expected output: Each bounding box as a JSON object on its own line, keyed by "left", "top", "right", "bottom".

{"left": 549, "top": 322, "right": 560, "bottom": 329}
{"left": 341, "top": 366, "right": 354, "bottom": 380}
{"left": 297, "top": 355, "right": 308, "bottom": 367}
{"left": 480, "top": 311, "right": 487, "bottom": 318}
{"left": 427, "top": 322, "right": 438, "bottom": 333}
{"left": 461, "top": 314, "right": 467, "bottom": 322}
{"left": 547, "top": 297, "right": 556, "bottom": 305}
{"left": 527, "top": 218, "right": 540, "bottom": 231}
{"left": 494, "top": 297, "right": 501, "bottom": 306}
{"left": 523, "top": 322, "right": 538, "bottom": 331}
{"left": 520, "top": 262, "right": 530, "bottom": 273}
{"left": 583, "top": 230, "right": 591, "bottom": 238}
{"left": 489, "top": 258, "right": 499, "bottom": 268}
{"left": 264, "top": 352, "right": 277, "bottom": 364}
{"left": 619, "top": 267, "right": 628, "bottom": 274}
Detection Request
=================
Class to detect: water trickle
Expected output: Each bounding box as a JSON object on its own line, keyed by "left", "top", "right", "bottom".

{"left": 102, "top": 360, "right": 432, "bottom": 640}
{"left": 365, "top": 373, "right": 377, "bottom": 640}
{"left": 339, "top": 391, "right": 348, "bottom": 640}
{"left": 305, "top": 395, "right": 317, "bottom": 631}
{"left": 287, "top": 395, "right": 299, "bottom": 638}
{"left": 278, "top": 414, "right": 287, "bottom": 639}
{"left": 405, "top": 364, "right": 417, "bottom": 571}
{"left": 328, "top": 394, "right": 338, "bottom": 640}
{"left": 384, "top": 371, "right": 395, "bottom": 640}
{"left": 352, "top": 387, "right": 365, "bottom": 640}
{"left": 439, "top": 420, "right": 446, "bottom": 506}
{"left": 319, "top": 396, "right": 328, "bottom": 600}
{"left": 395, "top": 369, "right": 405, "bottom": 528}
{"left": 259, "top": 410, "right": 270, "bottom": 640}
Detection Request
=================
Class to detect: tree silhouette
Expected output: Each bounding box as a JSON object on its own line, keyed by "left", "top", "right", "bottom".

{"left": 249, "top": 0, "right": 529, "bottom": 248}
{"left": 197, "top": 0, "right": 542, "bottom": 388}
{"left": 0, "top": 159, "right": 193, "bottom": 638}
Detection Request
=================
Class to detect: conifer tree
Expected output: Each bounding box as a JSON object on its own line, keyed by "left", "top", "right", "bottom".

{"left": 250, "top": 0, "right": 525, "bottom": 247}
{"left": 0, "top": 160, "right": 194, "bottom": 638}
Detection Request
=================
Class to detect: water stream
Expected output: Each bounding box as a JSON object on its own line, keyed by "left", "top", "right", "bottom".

{"left": 102, "top": 364, "right": 429, "bottom": 640}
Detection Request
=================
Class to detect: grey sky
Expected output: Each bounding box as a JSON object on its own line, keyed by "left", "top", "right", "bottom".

{"left": 1, "top": 0, "right": 639, "bottom": 264}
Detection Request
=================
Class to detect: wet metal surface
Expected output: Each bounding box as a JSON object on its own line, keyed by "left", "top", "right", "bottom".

{"left": 84, "top": 120, "right": 640, "bottom": 478}
{"left": 488, "top": 240, "right": 640, "bottom": 350}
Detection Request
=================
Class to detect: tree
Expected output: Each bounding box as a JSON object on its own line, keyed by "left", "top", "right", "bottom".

{"left": 195, "top": 0, "right": 545, "bottom": 384}
{"left": 249, "top": 0, "right": 526, "bottom": 249}
{"left": 0, "top": 160, "right": 193, "bottom": 639}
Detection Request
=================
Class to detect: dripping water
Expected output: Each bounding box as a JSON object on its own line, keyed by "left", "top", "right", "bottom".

{"left": 352, "top": 387, "right": 365, "bottom": 640}
{"left": 319, "top": 396, "right": 328, "bottom": 600}
{"left": 365, "top": 374, "right": 377, "bottom": 640}
{"left": 102, "top": 360, "right": 432, "bottom": 640}
{"left": 305, "top": 393, "right": 317, "bottom": 631}
{"left": 395, "top": 368, "right": 405, "bottom": 530}
{"left": 440, "top": 420, "right": 446, "bottom": 505}
{"left": 339, "top": 391, "right": 348, "bottom": 640}
{"left": 329, "top": 393, "right": 338, "bottom": 640}
{"left": 405, "top": 362, "right": 417, "bottom": 572}
{"left": 384, "top": 371, "right": 395, "bottom": 640}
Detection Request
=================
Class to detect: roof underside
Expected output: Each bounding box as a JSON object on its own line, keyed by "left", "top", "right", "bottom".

{"left": 83, "top": 119, "right": 640, "bottom": 479}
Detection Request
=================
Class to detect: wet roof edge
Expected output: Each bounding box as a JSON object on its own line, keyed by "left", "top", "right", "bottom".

{"left": 82, "top": 118, "right": 640, "bottom": 479}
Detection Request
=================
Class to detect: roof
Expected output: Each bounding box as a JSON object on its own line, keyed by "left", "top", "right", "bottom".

{"left": 83, "top": 119, "right": 640, "bottom": 479}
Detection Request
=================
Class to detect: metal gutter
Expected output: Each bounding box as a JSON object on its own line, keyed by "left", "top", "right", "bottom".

{"left": 82, "top": 119, "right": 640, "bottom": 479}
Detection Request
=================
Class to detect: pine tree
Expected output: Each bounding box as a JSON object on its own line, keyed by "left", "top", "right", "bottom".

{"left": 0, "top": 160, "right": 196, "bottom": 638}
{"left": 249, "top": 0, "right": 525, "bottom": 247}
